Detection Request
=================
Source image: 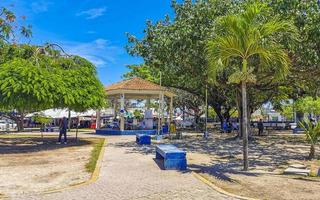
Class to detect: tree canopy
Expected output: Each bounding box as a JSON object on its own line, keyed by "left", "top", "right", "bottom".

{"left": 0, "top": 7, "right": 106, "bottom": 130}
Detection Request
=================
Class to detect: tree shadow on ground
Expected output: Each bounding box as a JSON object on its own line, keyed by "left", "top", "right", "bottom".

{"left": 0, "top": 137, "right": 92, "bottom": 154}
{"left": 111, "top": 132, "right": 317, "bottom": 180}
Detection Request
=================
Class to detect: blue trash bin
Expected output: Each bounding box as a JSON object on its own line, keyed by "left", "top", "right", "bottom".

{"left": 162, "top": 125, "right": 169, "bottom": 134}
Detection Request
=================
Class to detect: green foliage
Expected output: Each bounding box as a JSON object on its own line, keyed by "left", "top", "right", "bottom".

{"left": 207, "top": 2, "right": 297, "bottom": 85}
{"left": 133, "top": 109, "right": 143, "bottom": 120}
{"left": 299, "top": 119, "right": 320, "bottom": 159}
{"left": 32, "top": 114, "right": 52, "bottom": 125}
{"left": 0, "top": 7, "right": 32, "bottom": 42}
{"left": 279, "top": 103, "right": 294, "bottom": 121}
{"left": 296, "top": 97, "right": 320, "bottom": 115}
{"left": 300, "top": 119, "right": 320, "bottom": 145}
{"left": 0, "top": 43, "right": 106, "bottom": 126}
{"left": 208, "top": 107, "right": 217, "bottom": 118}
{"left": 123, "top": 64, "right": 160, "bottom": 83}
{"left": 86, "top": 139, "right": 105, "bottom": 173}
{"left": 265, "top": 0, "right": 320, "bottom": 97}
{"left": 0, "top": 58, "right": 59, "bottom": 112}
{"left": 126, "top": 0, "right": 238, "bottom": 121}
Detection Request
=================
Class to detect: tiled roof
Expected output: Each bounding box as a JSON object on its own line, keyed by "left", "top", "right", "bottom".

{"left": 105, "top": 77, "right": 166, "bottom": 92}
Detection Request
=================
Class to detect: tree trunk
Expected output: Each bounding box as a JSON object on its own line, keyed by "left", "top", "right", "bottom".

{"left": 309, "top": 145, "right": 315, "bottom": 159}
{"left": 241, "top": 81, "right": 249, "bottom": 171}
{"left": 236, "top": 90, "right": 243, "bottom": 138}
{"left": 68, "top": 109, "right": 71, "bottom": 131}
{"left": 17, "top": 113, "right": 25, "bottom": 132}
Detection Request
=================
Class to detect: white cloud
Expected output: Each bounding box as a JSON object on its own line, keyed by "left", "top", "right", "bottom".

{"left": 61, "top": 39, "right": 124, "bottom": 68}
{"left": 31, "top": 1, "right": 52, "bottom": 13}
{"left": 76, "top": 7, "right": 106, "bottom": 19}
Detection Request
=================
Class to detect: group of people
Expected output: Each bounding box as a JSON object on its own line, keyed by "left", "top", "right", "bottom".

{"left": 221, "top": 120, "right": 239, "bottom": 133}
{"left": 221, "top": 119, "right": 265, "bottom": 135}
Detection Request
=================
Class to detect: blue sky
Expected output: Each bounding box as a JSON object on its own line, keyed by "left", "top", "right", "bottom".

{"left": 2, "top": 0, "right": 174, "bottom": 85}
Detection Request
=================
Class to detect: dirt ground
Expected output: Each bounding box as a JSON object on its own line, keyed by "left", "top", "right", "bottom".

{"left": 0, "top": 135, "right": 98, "bottom": 198}
{"left": 165, "top": 131, "right": 320, "bottom": 200}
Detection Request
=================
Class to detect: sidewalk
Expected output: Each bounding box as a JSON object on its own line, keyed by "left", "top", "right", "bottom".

{"left": 17, "top": 135, "right": 236, "bottom": 200}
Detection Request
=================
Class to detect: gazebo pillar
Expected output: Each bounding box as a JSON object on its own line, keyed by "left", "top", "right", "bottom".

{"left": 158, "top": 92, "right": 164, "bottom": 134}
{"left": 168, "top": 96, "right": 173, "bottom": 124}
{"left": 120, "top": 93, "right": 125, "bottom": 131}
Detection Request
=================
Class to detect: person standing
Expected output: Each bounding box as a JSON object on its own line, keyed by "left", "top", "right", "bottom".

{"left": 58, "top": 117, "right": 68, "bottom": 144}
{"left": 232, "top": 121, "right": 238, "bottom": 133}
{"left": 222, "top": 120, "right": 228, "bottom": 133}
{"left": 257, "top": 119, "right": 264, "bottom": 136}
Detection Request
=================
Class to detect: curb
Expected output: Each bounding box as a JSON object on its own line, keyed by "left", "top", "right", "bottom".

{"left": 43, "top": 138, "right": 107, "bottom": 194}
{"left": 192, "top": 172, "right": 259, "bottom": 200}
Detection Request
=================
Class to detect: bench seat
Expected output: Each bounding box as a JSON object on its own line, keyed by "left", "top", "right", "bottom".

{"left": 136, "top": 134, "right": 151, "bottom": 145}
{"left": 156, "top": 144, "right": 187, "bottom": 170}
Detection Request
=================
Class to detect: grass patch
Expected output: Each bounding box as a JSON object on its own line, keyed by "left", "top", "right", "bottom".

{"left": 0, "top": 134, "right": 47, "bottom": 138}
{"left": 85, "top": 139, "right": 105, "bottom": 173}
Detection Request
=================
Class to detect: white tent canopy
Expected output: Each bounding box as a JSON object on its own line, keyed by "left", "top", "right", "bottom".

{"left": 26, "top": 109, "right": 96, "bottom": 119}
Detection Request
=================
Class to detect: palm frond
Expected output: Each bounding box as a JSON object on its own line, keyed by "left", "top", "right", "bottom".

{"left": 299, "top": 119, "right": 320, "bottom": 145}
{"left": 207, "top": 2, "right": 297, "bottom": 84}
{"left": 258, "top": 18, "right": 298, "bottom": 39}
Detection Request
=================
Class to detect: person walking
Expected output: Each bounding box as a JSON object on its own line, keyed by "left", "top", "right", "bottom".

{"left": 58, "top": 117, "right": 68, "bottom": 144}
{"left": 232, "top": 121, "right": 238, "bottom": 133}
{"left": 257, "top": 119, "right": 264, "bottom": 136}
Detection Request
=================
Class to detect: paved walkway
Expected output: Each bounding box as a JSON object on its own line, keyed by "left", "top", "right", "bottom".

{"left": 13, "top": 135, "right": 236, "bottom": 200}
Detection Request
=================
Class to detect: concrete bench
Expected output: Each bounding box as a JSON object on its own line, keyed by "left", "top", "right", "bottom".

{"left": 136, "top": 134, "right": 151, "bottom": 145}
{"left": 156, "top": 144, "right": 187, "bottom": 170}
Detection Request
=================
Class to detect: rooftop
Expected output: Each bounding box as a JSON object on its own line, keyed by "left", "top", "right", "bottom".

{"left": 105, "top": 77, "right": 166, "bottom": 92}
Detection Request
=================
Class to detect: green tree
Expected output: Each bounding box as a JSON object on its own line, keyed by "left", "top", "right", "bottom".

{"left": 0, "top": 57, "right": 60, "bottom": 130}
{"left": 300, "top": 119, "right": 320, "bottom": 159}
{"left": 296, "top": 97, "right": 320, "bottom": 116}
{"left": 0, "top": 44, "right": 106, "bottom": 130}
{"left": 126, "top": 0, "right": 238, "bottom": 122}
{"left": 123, "top": 64, "right": 160, "bottom": 83}
{"left": 207, "top": 2, "right": 297, "bottom": 170}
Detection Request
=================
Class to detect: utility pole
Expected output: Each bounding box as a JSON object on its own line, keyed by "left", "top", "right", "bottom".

{"left": 204, "top": 84, "right": 208, "bottom": 139}
{"left": 157, "top": 71, "right": 162, "bottom": 136}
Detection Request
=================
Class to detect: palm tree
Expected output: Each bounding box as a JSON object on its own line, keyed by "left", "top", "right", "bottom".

{"left": 300, "top": 119, "right": 320, "bottom": 159}
{"left": 207, "top": 3, "right": 297, "bottom": 170}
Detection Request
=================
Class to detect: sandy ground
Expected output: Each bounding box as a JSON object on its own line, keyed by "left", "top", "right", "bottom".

{"left": 0, "top": 135, "right": 96, "bottom": 198}
{"left": 164, "top": 131, "right": 320, "bottom": 200}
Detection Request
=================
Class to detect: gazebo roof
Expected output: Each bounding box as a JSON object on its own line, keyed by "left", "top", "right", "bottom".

{"left": 105, "top": 77, "right": 165, "bottom": 92}
{"left": 105, "top": 77, "right": 175, "bottom": 99}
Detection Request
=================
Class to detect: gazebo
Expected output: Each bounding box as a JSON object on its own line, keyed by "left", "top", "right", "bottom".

{"left": 96, "top": 77, "right": 175, "bottom": 135}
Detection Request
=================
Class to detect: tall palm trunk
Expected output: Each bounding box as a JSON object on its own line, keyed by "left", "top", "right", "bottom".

{"left": 241, "top": 81, "right": 249, "bottom": 170}
{"left": 309, "top": 144, "right": 315, "bottom": 159}
{"left": 241, "top": 59, "right": 249, "bottom": 171}
{"left": 236, "top": 89, "right": 243, "bottom": 138}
